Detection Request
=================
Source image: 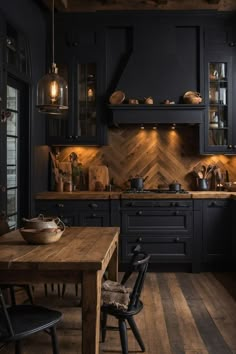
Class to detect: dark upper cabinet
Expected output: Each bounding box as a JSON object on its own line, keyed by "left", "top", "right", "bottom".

{"left": 201, "top": 18, "right": 236, "bottom": 154}
{"left": 46, "top": 20, "right": 107, "bottom": 146}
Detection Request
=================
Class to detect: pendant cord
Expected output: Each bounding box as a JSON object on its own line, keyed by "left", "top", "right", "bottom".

{"left": 52, "top": 0, "right": 55, "bottom": 65}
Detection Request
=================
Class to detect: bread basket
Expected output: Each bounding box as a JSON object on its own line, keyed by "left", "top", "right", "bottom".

{"left": 20, "top": 227, "right": 64, "bottom": 244}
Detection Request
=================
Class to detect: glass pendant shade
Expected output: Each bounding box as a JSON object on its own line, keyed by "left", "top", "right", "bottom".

{"left": 37, "top": 63, "right": 68, "bottom": 115}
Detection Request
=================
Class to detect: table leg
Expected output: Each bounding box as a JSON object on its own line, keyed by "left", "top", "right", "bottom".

{"left": 82, "top": 270, "right": 101, "bottom": 354}
{"left": 106, "top": 243, "right": 118, "bottom": 281}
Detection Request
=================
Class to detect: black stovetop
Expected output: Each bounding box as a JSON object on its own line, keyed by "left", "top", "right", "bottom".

{"left": 124, "top": 189, "right": 189, "bottom": 194}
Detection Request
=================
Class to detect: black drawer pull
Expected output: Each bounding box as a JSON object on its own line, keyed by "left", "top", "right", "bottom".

{"left": 174, "top": 211, "right": 179, "bottom": 215}
{"left": 175, "top": 237, "right": 180, "bottom": 242}
{"left": 137, "top": 237, "right": 143, "bottom": 242}
{"left": 171, "top": 202, "right": 176, "bottom": 207}
{"left": 89, "top": 203, "right": 98, "bottom": 209}
{"left": 129, "top": 202, "right": 134, "bottom": 207}
{"left": 137, "top": 210, "right": 143, "bottom": 215}
{"left": 57, "top": 203, "right": 64, "bottom": 208}
{"left": 92, "top": 213, "right": 97, "bottom": 218}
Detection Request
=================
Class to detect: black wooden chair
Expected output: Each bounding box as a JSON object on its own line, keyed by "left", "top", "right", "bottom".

{"left": 0, "top": 218, "right": 34, "bottom": 305}
{"left": 101, "top": 245, "right": 150, "bottom": 354}
{"left": 0, "top": 287, "right": 62, "bottom": 354}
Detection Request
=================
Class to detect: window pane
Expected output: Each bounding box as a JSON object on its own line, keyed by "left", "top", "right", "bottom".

{"left": 7, "top": 86, "right": 18, "bottom": 110}
{"left": 7, "top": 165, "right": 17, "bottom": 188}
{"left": 7, "top": 137, "right": 17, "bottom": 165}
{"left": 8, "top": 215, "right": 17, "bottom": 230}
{"left": 7, "top": 112, "right": 18, "bottom": 136}
{"left": 7, "top": 189, "right": 17, "bottom": 215}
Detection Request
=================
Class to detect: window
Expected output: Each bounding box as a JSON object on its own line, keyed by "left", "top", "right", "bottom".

{"left": 6, "top": 79, "right": 29, "bottom": 228}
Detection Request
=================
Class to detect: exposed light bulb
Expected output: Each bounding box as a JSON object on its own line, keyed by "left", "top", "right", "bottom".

{"left": 50, "top": 80, "right": 59, "bottom": 102}
{"left": 140, "top": 124, "right": 144, "bottom": 130}
{"left": 171, "top": 123, "right": 176, "bottom": 130}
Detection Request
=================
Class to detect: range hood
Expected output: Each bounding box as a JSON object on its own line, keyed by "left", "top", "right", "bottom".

{"left": 108, "top": 104, "right": 205, "bottom": 126}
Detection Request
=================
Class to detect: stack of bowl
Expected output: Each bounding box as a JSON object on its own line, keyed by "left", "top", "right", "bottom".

{"left": 20, "top": 214, "right": 65, "bottom": 244}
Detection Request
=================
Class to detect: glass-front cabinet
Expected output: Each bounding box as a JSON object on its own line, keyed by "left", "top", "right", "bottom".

{"left": 46, "top": 53, "right": 106, "bottom": 146}
{"left": 205, "top": 54, "right": 234, "bottom": 154}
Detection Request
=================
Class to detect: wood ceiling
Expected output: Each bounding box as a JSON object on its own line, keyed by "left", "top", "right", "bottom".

{"left": 40, "top": 0, "right": 236, "bottom": 12}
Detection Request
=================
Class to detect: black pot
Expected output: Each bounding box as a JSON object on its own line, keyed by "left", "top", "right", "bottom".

{"left": 169, "top": 181, "right": 181, "bottom": 191}
{"left": 129, "top": 176, "right": 148, "bottom": 191}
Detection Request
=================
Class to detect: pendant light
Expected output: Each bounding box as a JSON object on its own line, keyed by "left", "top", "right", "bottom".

{"left": 36, "top": 0, "right": 68, "bottom": 115}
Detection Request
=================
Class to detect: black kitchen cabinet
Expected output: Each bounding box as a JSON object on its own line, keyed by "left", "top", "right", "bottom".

{"left": 202, "top": 20, "right": 236, "bottom": 154}
{"left": 35, "top": 199, "right": 111, "bottom": 227}
{"left": 46, "top": 19, "right": 107, "bottom": 146}
{"left": 202, "top": 199, "right": 232, "bottom": 265}
{"left": 120, "top": 199, "right": 193, "bottom": 267}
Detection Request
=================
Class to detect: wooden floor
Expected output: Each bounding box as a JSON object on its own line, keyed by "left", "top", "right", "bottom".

{"left": 2, "top": 272, "right": 236, "bottom": 354}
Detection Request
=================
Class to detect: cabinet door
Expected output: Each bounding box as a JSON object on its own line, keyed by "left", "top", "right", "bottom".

{"left": 202, "top": 200, "right": 232, "bottom": 263}
{"left": 46, "top": 28, "right": 107, "bottom": 146}
{"left": 204, "top": 53, "right": 234, "bottom": 154}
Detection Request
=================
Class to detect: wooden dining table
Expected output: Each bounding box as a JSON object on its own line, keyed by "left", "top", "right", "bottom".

{"left": 0, "top": 226, "right": 119, "bottom": 354}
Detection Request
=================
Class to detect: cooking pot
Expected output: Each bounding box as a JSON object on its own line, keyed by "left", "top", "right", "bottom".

{"left": 22, "top": 214, "right": 65, "bottom": 230}
{"left": 128, "top": 176, "right": 148, "bottom": 191}
{"left": 169, "top": 181, "right": 181, "bottom": 191}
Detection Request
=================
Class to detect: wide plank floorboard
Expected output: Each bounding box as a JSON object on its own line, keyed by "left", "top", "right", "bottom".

{"left": 2, "top": 272, "right": 236, "bottom": 354}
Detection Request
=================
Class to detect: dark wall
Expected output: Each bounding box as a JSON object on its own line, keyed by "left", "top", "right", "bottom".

{"left": 0, "top": 0, "right": 48, "bottom": 214}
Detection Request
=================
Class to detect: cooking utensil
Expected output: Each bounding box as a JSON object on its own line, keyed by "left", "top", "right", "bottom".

{"left": 169, "top": 181, "right": 181, "bottom": 191}
{"left": 128, "top": 176, "right": 148, "bottom": 191}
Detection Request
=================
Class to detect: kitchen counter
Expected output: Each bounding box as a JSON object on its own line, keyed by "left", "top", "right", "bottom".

{"left": 35, "top": 191, "right": 236, "bottom": 199}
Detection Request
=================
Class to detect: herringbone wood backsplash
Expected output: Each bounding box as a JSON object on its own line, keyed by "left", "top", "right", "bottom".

{"left": 57, "top": 126, "right": 236, "bottom": 191}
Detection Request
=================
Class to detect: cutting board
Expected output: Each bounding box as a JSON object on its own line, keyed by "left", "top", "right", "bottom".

{"left": 89, "top": 165, "right": 109, "bottom": 191}
{"left": 58, "top": 162, "right": 72, "bottom": 182}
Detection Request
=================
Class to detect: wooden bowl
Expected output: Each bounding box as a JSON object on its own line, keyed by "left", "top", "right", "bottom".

{"left": 20, "top": 227, "right": 64, "bottom": 245}
{"left": 109, "top": 90, "right": 125, "bottom": 104}
{"left": 183, "top": 91, "right": 202, "bottom": 104}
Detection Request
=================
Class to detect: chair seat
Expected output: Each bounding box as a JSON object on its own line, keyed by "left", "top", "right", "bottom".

{"left": 0, "top": 305, "right": 62, "bottom": 341}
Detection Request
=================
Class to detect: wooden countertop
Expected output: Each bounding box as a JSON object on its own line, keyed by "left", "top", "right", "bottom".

{"left": 35, "top": 191, "right": 236, "bottom": 200}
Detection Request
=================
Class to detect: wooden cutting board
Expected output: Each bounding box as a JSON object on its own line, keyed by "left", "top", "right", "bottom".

{"left": 89, "top": 165, "right": 109, "bottom": 191}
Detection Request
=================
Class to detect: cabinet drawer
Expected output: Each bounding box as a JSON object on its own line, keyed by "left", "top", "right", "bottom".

{"left": 121, "top": 210, "right": 192, "bottom": 235}
{"left": 36, "top": 200, "right": 109, "bottom": 212}
{"left": 121, "top": 236, "right": 192, "bottom": 263}
{"left": 79, "top": 211, "right": 109, "bottom": 226}
{"left": 121, "top": 200, "right": 192, "bottom": 209}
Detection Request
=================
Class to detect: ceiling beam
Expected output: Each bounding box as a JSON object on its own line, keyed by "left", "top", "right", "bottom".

{"left": 207, "top": 0, "right": 220, "bottom": 4}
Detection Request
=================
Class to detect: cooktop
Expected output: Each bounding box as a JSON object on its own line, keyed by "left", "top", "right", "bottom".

{"left": 124, "top": 189, "right": 189, "bottom": 194}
